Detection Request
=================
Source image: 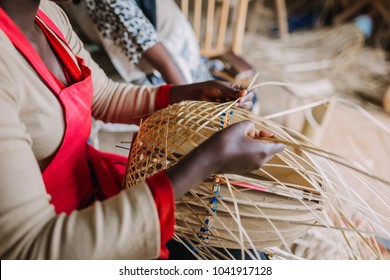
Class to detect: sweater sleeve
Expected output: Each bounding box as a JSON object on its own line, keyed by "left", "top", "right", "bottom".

{"left": 146, "top": 171, "right": 175, "bottom": 259}
{"left": 47, "top": 2, "right": 170, "bottom": 124}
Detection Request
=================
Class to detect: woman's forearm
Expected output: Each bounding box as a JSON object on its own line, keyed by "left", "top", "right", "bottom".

{"left": 144, "top": 42, "right": 187, "bottom": 85}
{"left": 166, "top": 143, "right": 217, "bottom": 198}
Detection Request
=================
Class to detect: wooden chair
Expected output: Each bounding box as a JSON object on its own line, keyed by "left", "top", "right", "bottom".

{"left": 178, "top": 0, "right": 249, "bottom": 56}
{"left": 177, "top": 0, "right": 255, "bottom": 85}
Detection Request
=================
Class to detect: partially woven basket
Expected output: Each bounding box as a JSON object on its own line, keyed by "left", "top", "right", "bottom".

{"left": 123, "top": 101, "right": 327, "bottom": 258}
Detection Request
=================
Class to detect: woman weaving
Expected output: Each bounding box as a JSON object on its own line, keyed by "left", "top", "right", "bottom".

{"left": 0, "top": 0, "right": 284, "bottom": 259}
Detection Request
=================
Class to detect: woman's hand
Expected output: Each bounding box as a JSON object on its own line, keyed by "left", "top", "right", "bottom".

{"left": 200, "top": 121, "right": 284, "bottom": 174}
{"left": 166, "top": 121, "right": 284, "bottom": 198}
{"left": 169, "top": 80, "right": 254, "bottom": 109}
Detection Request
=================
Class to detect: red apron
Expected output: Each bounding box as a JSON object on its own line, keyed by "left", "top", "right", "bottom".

{"left": 0, "top": 8, "right": 127, "bottom": 214}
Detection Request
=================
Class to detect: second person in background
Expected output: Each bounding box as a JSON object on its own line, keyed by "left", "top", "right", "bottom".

{"left": 62, "top": 0, "right": 212, "bottom": 85}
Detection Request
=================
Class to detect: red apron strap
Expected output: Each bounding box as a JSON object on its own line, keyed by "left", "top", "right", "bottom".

{"left": 0, "top": 8, "right": 62, "bottom": 93}
{"left": 1, "top": 7, "right": 126, "bottom": 214}
{"left": 35, "top": 19, "right": 82, "bottom": 83}
{"left": 36, "top": 9, "right": 67, "bottom": 43}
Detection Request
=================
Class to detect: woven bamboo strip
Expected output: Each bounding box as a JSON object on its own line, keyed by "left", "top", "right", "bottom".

{"left": 123, "top": 100, "right": 390, "bottom": 259}
{"left": 123, "top": 100, "right": 327, "bottom": 258}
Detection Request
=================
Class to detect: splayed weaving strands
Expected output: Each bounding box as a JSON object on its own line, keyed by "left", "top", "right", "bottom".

{"left": 123, "top": 100, "right": 328, "bottom": 258}
{"left": 242, "top": 24, "right": 364, "bottom": 83}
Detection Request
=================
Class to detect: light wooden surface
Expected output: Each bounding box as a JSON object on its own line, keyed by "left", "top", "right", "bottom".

{"left": 231, "top": 0, "right": 249, "bottom": 54}
{"left": 384, "top": 85, "right": 390, "bottom": 114}
{"left": 275, "top": 0, "right": 289, "bottom": 38}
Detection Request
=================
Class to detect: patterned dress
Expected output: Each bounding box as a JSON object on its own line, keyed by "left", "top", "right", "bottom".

{"left": 82, "top": 0, "right": 212, "bottom": 84}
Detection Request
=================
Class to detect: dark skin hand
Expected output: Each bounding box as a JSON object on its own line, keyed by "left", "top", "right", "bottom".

{"left": 166, "top": 121, "right": 285, "bottom": 198}
{"left": 169, "top": 80, "right": 255, "bottom": 110}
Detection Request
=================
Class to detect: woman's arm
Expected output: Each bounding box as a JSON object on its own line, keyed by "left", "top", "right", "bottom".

{"left": 143, "top": 41, "right": 187, "bottom": 85}
{"left": 0, "top": 93, "right": 281, "bottom": 260}
{"left": 82, "top": 0, "right": 186, "bottom": 85}
{"left": 0, "top": 1, "right": 279, "bottom": 260}
{"left": 0, "top": 77, "right": 281, "bottom": 259}
{"left": 0, "top": 53, "right": 163, "bottom": 259}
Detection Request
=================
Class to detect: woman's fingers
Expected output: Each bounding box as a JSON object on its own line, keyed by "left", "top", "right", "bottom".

{"left": 259, "top": 130, "right": 274, "bottom": 138}
{"left": 247, "top": 128, "right": 274, "bottom": 140}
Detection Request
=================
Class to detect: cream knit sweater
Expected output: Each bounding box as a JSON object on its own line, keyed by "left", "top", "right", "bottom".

{"left": 0, "top": 1, "right": 164, "bottom": 259}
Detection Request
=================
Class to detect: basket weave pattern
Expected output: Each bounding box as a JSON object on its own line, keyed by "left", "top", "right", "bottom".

{"left": 123, "top": 101, "right": 326, "bottom": 259}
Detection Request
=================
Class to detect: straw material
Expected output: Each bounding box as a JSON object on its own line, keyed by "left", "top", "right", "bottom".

{"left": 258, "top": 97, "right": 390, "bottom": 260}
{"left": 277, "top": 211, "right": 389, "bottom": 260}
{"left": 242, "top": 24, "right": 364, "bottom": 83}
{"left": 123, "top": 100, "right": 327, "bottom": 258}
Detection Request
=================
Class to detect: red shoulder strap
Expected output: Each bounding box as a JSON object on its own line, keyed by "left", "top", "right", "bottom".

{"left": 35, "top": 18, "right": 82, "bottom": 84}
{"left": 0, "top": 7, "right": 62, "bottom": 93}
{"left": 36, "top": 9, "right": 68, "bottom": 43}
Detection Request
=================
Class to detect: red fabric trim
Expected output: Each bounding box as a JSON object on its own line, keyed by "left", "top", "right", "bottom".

{"left": 146, "top": 171, "right": 175, "bottom": 260}
{"left": 0, "top": 8, "right": 62, "bottom": 93}
{"left": 35, "top": 19, "right": 82, "bottom": 84}
{"left": 36, "top": 9, "right": 67, "bottom": 42}
{"left": 85, "top": 144, "right": 126, "bottom": 199}
{"left": 155, "top": 84, "right": 173, "bottom": 111}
